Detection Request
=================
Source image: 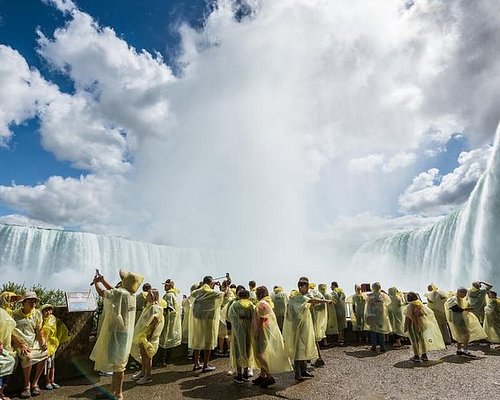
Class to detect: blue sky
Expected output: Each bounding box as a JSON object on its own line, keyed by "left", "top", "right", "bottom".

{"left": 0, "top": 0, "right": 498, "bottom": 247}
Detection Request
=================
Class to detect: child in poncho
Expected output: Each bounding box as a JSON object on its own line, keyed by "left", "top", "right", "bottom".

{"left": 403, "top": 292, "right": 445, "bottom": 362}
{"left": 41, "top": 304, "right": 70, "bottom": 390}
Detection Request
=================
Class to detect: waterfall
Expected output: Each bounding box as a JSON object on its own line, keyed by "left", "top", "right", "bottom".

{"left": 0, "top": 224, "right": 227, "bottom": 291}
{"left": 353, "top": 130, "right": 500, "bottom": 290}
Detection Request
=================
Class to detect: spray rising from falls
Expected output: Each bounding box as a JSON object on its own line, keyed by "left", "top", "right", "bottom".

{"left": 0, "top": 224, "right": 227, "bottom": 291}
{"left": 353, "top": 130, "right": 500, "bottom": 290}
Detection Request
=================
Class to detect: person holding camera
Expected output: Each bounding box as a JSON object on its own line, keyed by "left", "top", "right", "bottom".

{"left": 189, "top": 276, "right": 228, "bottom": 373}
{"left": 468, "top": 281, "right": 493, "bottom": 324}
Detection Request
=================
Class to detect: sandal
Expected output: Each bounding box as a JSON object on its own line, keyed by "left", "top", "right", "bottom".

{"left": 31, "top": 386, "right": 42, "bottom": 397}
{"left": 20, "top": 388, "right": 31, "bottom": 399}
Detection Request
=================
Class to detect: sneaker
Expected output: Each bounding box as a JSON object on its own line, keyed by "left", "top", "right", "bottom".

{"left": 247, "top": 368, "right": 254, "bottom": 377}
{"left": 252, "top": 376, "right": 265, "bottom": 385}
{"left": 51, "top": 383, "right": 60, "bottom": 389}
{"left": 294, "top": 373, "right": 305, "bottom": 381}
{"left": 233, "top": 376, "right": 244, "bottom": 384}
{"left": 136, "top": 376, "right": 153, "bottom": 385}
{"left": 192, "top": 364, "right": 202, "bottom": 371}
{"left": 226, "top": 370, "right": 234, "bottom": 376}
{"left": 260, "top": 377, "right": 276, "bottom": 388}
{"left": 132, "top": 372, "right": 143, "bottom": 380}
{"left": 214, "top": 349, "right": 224, "bottom": 357}
{"left": 420, "top": 354, "right": 429, "bottom": 362}
{"left": 456, "top": 350, "right": 466, "bottom": 356}
{"left": 314, "top": 358, "right": 325, "bottom": 367}
{"left": 202, "top": 365, "right": 216, "bottom": 373}
{"left": 45, "top": 384, "right": 54, "bottom": 390}
{"left": 410, "top": 355, "right": 421, "bottom": 363}
{"left": 462, "top": 351, "right": 477, "bottom": 358}
{"left": 98, "top": 371, "right": 113, "bottom": 377}
{"left": 302, "top": 371, "right": 314, "bottom": 378}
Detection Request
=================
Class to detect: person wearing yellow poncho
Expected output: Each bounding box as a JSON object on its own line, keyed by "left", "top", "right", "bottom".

{"left": 90, "top": 270, "right": 144, "bottom": 400}
{"left": 0, "top": 292, "right": 21, "bottom": 317}
{"left": 227, "top": 289, "right": 255, "bottom": 384}
{"left": 403, "top": 292, "right": 445, "bottom": 362}
{"left": 271, "top": 286, "right": 288, "bottom": 332}
{"left": 135, "top": 283, "right": 152, "bottom": 323}
{"left": 0, "top": 306, "right": 18, "bottom": 400}
{"left": 445, "top": 287, "right": 487, "bottom": 357}
{"left": 130, "top": 288, "right": 165, "bottom": 385}
{"left": 182, "top": 283, "right": 200, "bottom": 362}
{"left": 319, "top": 283, "right": 338, "bottom": 345}
{"left": 468, "top": 281, "right": 493, "bottom": 323}
{"left": 364, "top": 282, "right": 392, "bottom": 352}
{"left": 424, "top": 283, "right": 451, "bottom": 345}
{"left": 346, "top": 285, "right": 366, "bottom": 342}
{"left": 12, "top": 291, "right": 48, "bottom": 399}
{"left": 331, "top": 281, "right": 347, "bottom": 345}
{"left": 251, "top": 286, "right": 291, "bottom": 388}
{"left": 308, "top": 283, "right": 327, "bottom": 367}
{"left": 189, "top": 276, "right": 227, "bottom": 372}
{"left": 387, "top": 287, "right": 407, "bottom": 347}
{"left": 40, "top": 304, "right": 70, "bottom": 390}
{"left": 483, "top": 291, "right": 500, "bottom": 345}
{"left": 216, "top": 279, "right": 235, "bottom": 357}
{"left": 283, "top": 277, "right": 331, "bottom": 381}
{"left": 157, "top": 279, "right": 182, "bottom": 367}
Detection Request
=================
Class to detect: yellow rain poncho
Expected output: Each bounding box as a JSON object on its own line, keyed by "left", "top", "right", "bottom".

{"left": 160, "top": 289, "right": 182, "bottom": 349}
{"left": 308, "top": 285, "right": 327, "bottom": 341}
{"left": 227, "top": 299, "right": 255, "bottom": 369}
{"left": 346, "top": 289, "right": 366, "bottom": 332}
{"left": 12, "top": 308, "right": 48, "bottom": 368}
{"left": 364, "top": 290, "right": 392, "bottom": 334}
{"left": 332, "top": 287, "right": 347, "bottom": 331}
{"left": 131, "top": 302, "right": 165, "bottom": 361}
{"left": 90, "top": 287, "right": 137, "bottom": 372}
{"left": 283, "top": 293, "right": 318, "bottom": 361}
{"left": 41, "top": 311, "right": 70, "bottom": 357}
{"left": 483, "top": 298, "right": 500, "bottom": 343}
{"left": 319, "top": 284, "right": 338, "bottom": 335}
{"left": 468, "top": 286, "right": 489, "bottom": 323}
{"left": 0, "top": 308, "right": 16, "bottom": 377}
{"left": 188, "top": 284, "right": 224, "bottom": 350}
{"left": 271, "top": 287, "right": 288, "bottom": 332}
{"left": 0, "top": 292, "right": 21, "bottom": 316}
{"left": 181, "top": 297, "right": 191, "bottom": 344}
{"left": 388, "top": 287, "right": 407, "bottom": 337}
{"left": 445, "top": 295, "right": 487, "bottom": 344}
{"left": 218, "top": 290, "right": 236, "bottom": 339}
{"left": 251, "top": 297, "right": 291, "bottom": 374}
{"left": 403, "top": 301, "right": 445, "bottom": 355}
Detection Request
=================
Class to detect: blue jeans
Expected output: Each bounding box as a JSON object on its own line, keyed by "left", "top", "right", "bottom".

{"left": 370, "top": 331, "right": 385, "bottom": 350}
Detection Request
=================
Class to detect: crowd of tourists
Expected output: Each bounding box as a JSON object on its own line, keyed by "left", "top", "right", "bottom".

{"left": 0, "top": 271, "right": 498, "bottom": 400}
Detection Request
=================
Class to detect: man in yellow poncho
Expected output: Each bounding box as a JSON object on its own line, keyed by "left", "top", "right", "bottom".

{"left": 346, "top": 285, "right": 366, "bottom": 342}
{"left": 157, "top": 279, "right": 182, "bottom": 367}
{"left": 484, "top": 290, "right": 500, "bottom": 346}
{"left": 130, "top": 288, "right": 165, "bottom": 385}
{"left": 40, "top": 304, "right": 70, "bottom": 390}
{"left": 331, "top": 281, "right": 347, "bottom": 345}
{"left": 445, "top": 287, "right": 487, "bottom": 358}
{"left": 403, "top": 292, "right": 445, "bottom": 362}
{"left": 189, "top": 276, "right": 227, "bottom": 372}
{"left": 424, "top": 283, "right": 452, "bottom": 344}
{"left": 319, "top": 283, "right": 338, "bottom": 345}
{"left": 12, "top": 291, "right": 48, "bottom": 399}
{"left": 283, "top": 277, "right": 331, "bottom": 381}
{"left": 90, "top": 270, "right": 144, "bottom": 400}
{"left": 251, "top": 286, "right": 291, "bottom": 388}
{"left": 271, "top": 286, "right": 288, "bottom": 332}
{"left": 0, "top": 292, "right": 21, "bottom": 317}
{"left": 227, "top": 289, "right": 255, "bottom": 384}
{"left": 364, "top": 282, "right": 392, "bottom": 352}
{"left": 468, "top": 281, "right": 493, "bottom": 324}
{"left": 387, "top": 287, "right": 407, "bottom": 347}
{"left": 308, "top": 283, "right": 327, "bottom": 367}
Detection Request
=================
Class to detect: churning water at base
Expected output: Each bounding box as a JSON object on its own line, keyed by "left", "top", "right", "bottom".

{"left": 353, "top": 129, "right": 500, "bottom": 290}
{"left": 0, "top": 224, "right": 226, "bottom": 291}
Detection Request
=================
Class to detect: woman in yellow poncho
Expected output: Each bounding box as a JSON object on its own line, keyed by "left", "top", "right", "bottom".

{"left": 130, "top": 289, "right": 165, "bottom": 385}
{"left": 40, "top": 304, "right": 70, "bottom": 390}
{"left": 403, "top": 292, "right": 445, "bottom": 362}
{"left": 319, "top": 283, "right": 338, "bottom": 344}
{"left": 0, "top": 292, "right": 21, "bottom": 317}
{"left": 0, "top": 306, "right": 18, "bottom": 400}
{"left": 387, "top": 287, "right": 407, "bottom": 347}
{"left": 483, "top": 291, "right": 500, "bottom": 345}
{"left": 90, "top": 270, "right": 144, "bottom": 400}
{"left": 445, "top": 287, "right": 486, "bottom": 357}
{"left": 424, "top": 283, "right": 451, "bottom": 345}
{"left": 364, "top": 282, "right": 392, "bottom": 352}
{"left": 157, "top": 279, "right": 182, "bottom": 366}
{"left": 271, "top": 286, "right": 288, "bottom": 332}
{"left": 251, "top": 286, "right": 291, "bottom": 388}
{"left": 308, "top": 283, "right": 327, "bottom": 367}
{"left": 346, "top": 285, "right": 366, "bottom": 342}
{"left": 189, "top": 276, "right": 226, "bottom": 372}
{"left": 331, "top": 282, "right": 347, "bottom": 345}
{"left": 227, "top": 289, "right": 255, "bottom": 384}
{"left": 216, "top": 280, "right": 235, "bottom": 357}
{"left": 12, "top": 291, "right": 48, "bottom": 398}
